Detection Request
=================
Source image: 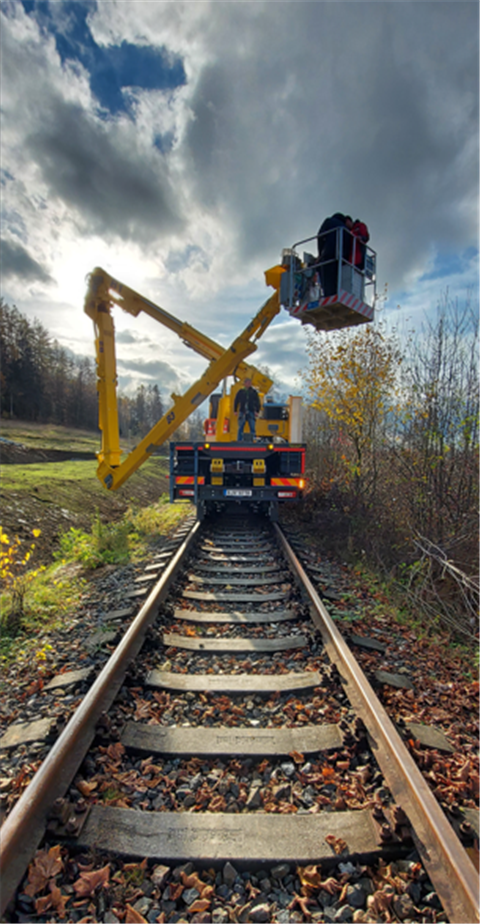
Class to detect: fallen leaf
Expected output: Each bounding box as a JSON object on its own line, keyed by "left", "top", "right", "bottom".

{"left": 288, "top": 891, "right": 313, "bottom": 918}
{"left": 125, "top": 904, "right": 148, "bottom": 923}
{"left": 35, "top": 894, "right": 53, "bottom": 914}
{"left": 168, "top": 882, "right": 184, "bottom": 901}
{"left": 367, "top": 889, "right": 394, "bottom": 921}
{"left": 181, "top": 871, "right": 205, "bottom": 892}
{"left": 325, "top": 834, "right": 348, "bottom": 854}
{"left": 76, "top": 779, "right": 98, "bottom": 796}
{"left": 107, "top": 742, "right": 126, "bottom": 762}
{"left": 188, "top": 899, "right": 211, "bottom": 912}
{"left": 208, "top": 794, "right": 227, "bottom": 811}
{"left": 289, "top": 750, "right": 305, "bottom": 764}
{"left": 319, "top": 877, "right": 343, "bottom": 895}
{"left": 73, "top": 864, "right": 110, "bottom": 897}
{"left": 50, "top": 882, "right": 69, "bottom": 916}
{"left": 298, "top": 865, "right": 323, "bottom": 893}
{"left": 25, "top": 844, "right": 63, "bottom": 897}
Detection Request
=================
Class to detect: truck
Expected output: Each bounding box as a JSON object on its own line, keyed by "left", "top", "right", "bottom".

{"left": 84, "top": 226, "right": 376, "bottom": 519}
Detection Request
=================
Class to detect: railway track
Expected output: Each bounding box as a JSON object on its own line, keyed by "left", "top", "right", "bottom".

{"left": 1, "top": 515, "right": 478, "bottom": 923}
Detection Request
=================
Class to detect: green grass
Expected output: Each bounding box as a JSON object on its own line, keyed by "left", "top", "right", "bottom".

{"left": 0, "top": 420, "right": 193, "bottom": 666}
{"left": 0, "top": 495, "right": 192, "bottom": 664}
{"left": 0, "top": 560, "right": 86, "bottom": 662}
{"left": 2, "top": 459, "right": 99, "bottom": 489}
{"left": 0, "top": 421, "right": 101, "bottom": 452}
{"left": 0, "top": 456, "right": 167, "bottom": 495}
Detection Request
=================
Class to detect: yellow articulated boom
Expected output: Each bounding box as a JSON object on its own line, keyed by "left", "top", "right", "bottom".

{"left": 84, "top": 267, "right": 282, "bottom": 490}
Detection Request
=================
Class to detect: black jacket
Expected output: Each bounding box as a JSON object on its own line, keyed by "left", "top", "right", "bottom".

{"left": 318, "top": 213, "right": 351, "bottom": 261}
{"left": 234, "top": 387, "right": 260, "bottom": 414}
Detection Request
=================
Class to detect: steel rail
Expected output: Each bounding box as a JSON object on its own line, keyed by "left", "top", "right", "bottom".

{"left": 275, "top": 523, "right": 479, "bottom": 924}
{"left": 0, "top": 521, "right": 201, "bottom": 917}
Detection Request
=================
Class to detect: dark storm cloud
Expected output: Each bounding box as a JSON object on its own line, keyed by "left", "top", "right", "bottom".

{"left": 1, "top": 238, "right": 53, "bottom": 284}
{"left": 25, "top": 99, "right": 183, "bottom": 242}
{"left": 183, "top": 3, "right": 479, "bottom": 291}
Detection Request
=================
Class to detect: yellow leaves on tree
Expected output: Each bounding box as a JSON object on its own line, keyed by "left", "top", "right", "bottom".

{"left": 302, "top": 325, "right": 402, "bottom": 487}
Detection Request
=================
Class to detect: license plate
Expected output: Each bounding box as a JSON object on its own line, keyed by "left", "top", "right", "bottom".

{"left": 224, "top": 489, "right": 252, "bottom": 497}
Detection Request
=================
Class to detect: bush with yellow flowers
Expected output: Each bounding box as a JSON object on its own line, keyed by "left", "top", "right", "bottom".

{"left": 0, "top": 528, "right": 45, "bottom": 634}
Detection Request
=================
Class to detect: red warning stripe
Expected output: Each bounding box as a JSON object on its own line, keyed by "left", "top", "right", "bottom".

{"left": 271, "top": 477, "right": 301, "bottom": 486}
{"left": 175, "top": 476, "right": 205, "bottom": 485}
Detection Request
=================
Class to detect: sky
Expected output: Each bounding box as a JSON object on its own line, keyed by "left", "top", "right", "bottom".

{"left": 1, "top": 0, "right": 478, "bottom": 401}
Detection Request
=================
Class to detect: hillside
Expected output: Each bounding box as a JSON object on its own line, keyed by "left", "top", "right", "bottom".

{"left": 0, "top": 422, "right": 169, "bottom": 563}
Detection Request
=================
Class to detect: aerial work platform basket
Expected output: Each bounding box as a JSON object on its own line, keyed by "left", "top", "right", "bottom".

{"left": 266, "top": 228, "right": 376, "bottom": 332}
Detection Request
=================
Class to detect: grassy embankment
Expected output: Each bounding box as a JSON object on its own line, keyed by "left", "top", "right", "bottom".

{"left": 0, "top": 423, "right": 191, "bottom": 660}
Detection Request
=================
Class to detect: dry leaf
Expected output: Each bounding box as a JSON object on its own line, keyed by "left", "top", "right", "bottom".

{"left": 73, "top": 863, "right": 111, "bottom": 897}
{"left": 319, "top": 877, "right": 343, "bottom": 895}
{"left": 76, "top": 778, "right": 98, "bottom": 796}
{"left": 25, "top": 844, "right": 63, "bottom": 897}
{"left": 289, "top": 750, "right": 305, "bottom": 764}
{"left": 325, "top": 834, "right": 348, "bottom": 854}
{"left": 106, "top": 742, "right": 126, "bottom": 762}
{"left": 35, "top": 894, "right": 53, "bottom": 914}
{"left": 208, "top": 794, "right": 227, "bottom": 811}
{"left": 181, "top": 871, "right": 205, "bottom": 892}
{"left": 50, "top": 882, "right": 69, "bottom": 916}
{"left": 367, "top": 889, "right": 394, "bottom": 922}
{"left": 125, "top": 903, "right": 148, "bottom": 923}
{"left": 188, "top": 899, "right": 211, "bottom": 912}
{"left": 298, "top": 865, "right": 323, "bottom": 893}
{"left": 168, "top": 882, "right": 184, "bottom": 901}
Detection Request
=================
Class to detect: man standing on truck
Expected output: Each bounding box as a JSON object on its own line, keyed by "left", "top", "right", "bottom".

{"left": 234, "top": 379, "right": 261, "bottom": 441}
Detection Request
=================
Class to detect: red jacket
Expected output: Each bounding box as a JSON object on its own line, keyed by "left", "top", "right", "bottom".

{"left": 352, "top": 221, "right": 369, "bottom": 268}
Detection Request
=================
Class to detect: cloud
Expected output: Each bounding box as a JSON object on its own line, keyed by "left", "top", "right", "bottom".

{"left": 25, "top": 98, "right": 183, "bottom": 243}
{"left": 18, "top": 1, "right": 186, "bottom": 116}
{"left": 179, "top": 2, "right": 478, "bottom": 293}
{"left": 116, "top": 356, "right": 187, "bottom": 393}
{"left": 0, "top": 0, "right": 477, "bottom": 403}
{"left": 115, "top": 329, "right": 151, "bottom": 344}
{"left": 1, "top": 238, "right": 53, "bottom": 285}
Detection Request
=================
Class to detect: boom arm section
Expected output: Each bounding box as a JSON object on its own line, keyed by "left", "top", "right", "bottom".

{"left": 85, "top": 268, "right": 273, "bottom": 392}
{"left": 84, "top": 268, "right": 280, "bottom": 490}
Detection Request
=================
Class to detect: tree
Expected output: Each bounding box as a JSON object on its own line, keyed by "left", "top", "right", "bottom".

{"left": 397, "top": 293, "right": 479, "bottom": 549}
{"left": 302, "top": 324, "right": 403, "bottom": 500}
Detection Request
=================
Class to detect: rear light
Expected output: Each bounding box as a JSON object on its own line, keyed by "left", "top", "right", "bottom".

{"left": 299, "top": 479, "right": 305, "bottom": 489}
{"left": 278, "top": 490, "right": 296, "bottom": 498}
{"left": 178, "top": 489, "right": 194, "bottom": 497}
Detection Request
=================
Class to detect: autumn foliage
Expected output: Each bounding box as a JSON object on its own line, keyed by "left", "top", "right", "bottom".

{"left": 300, "top": 295, "right": 479, "bottom": 642}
